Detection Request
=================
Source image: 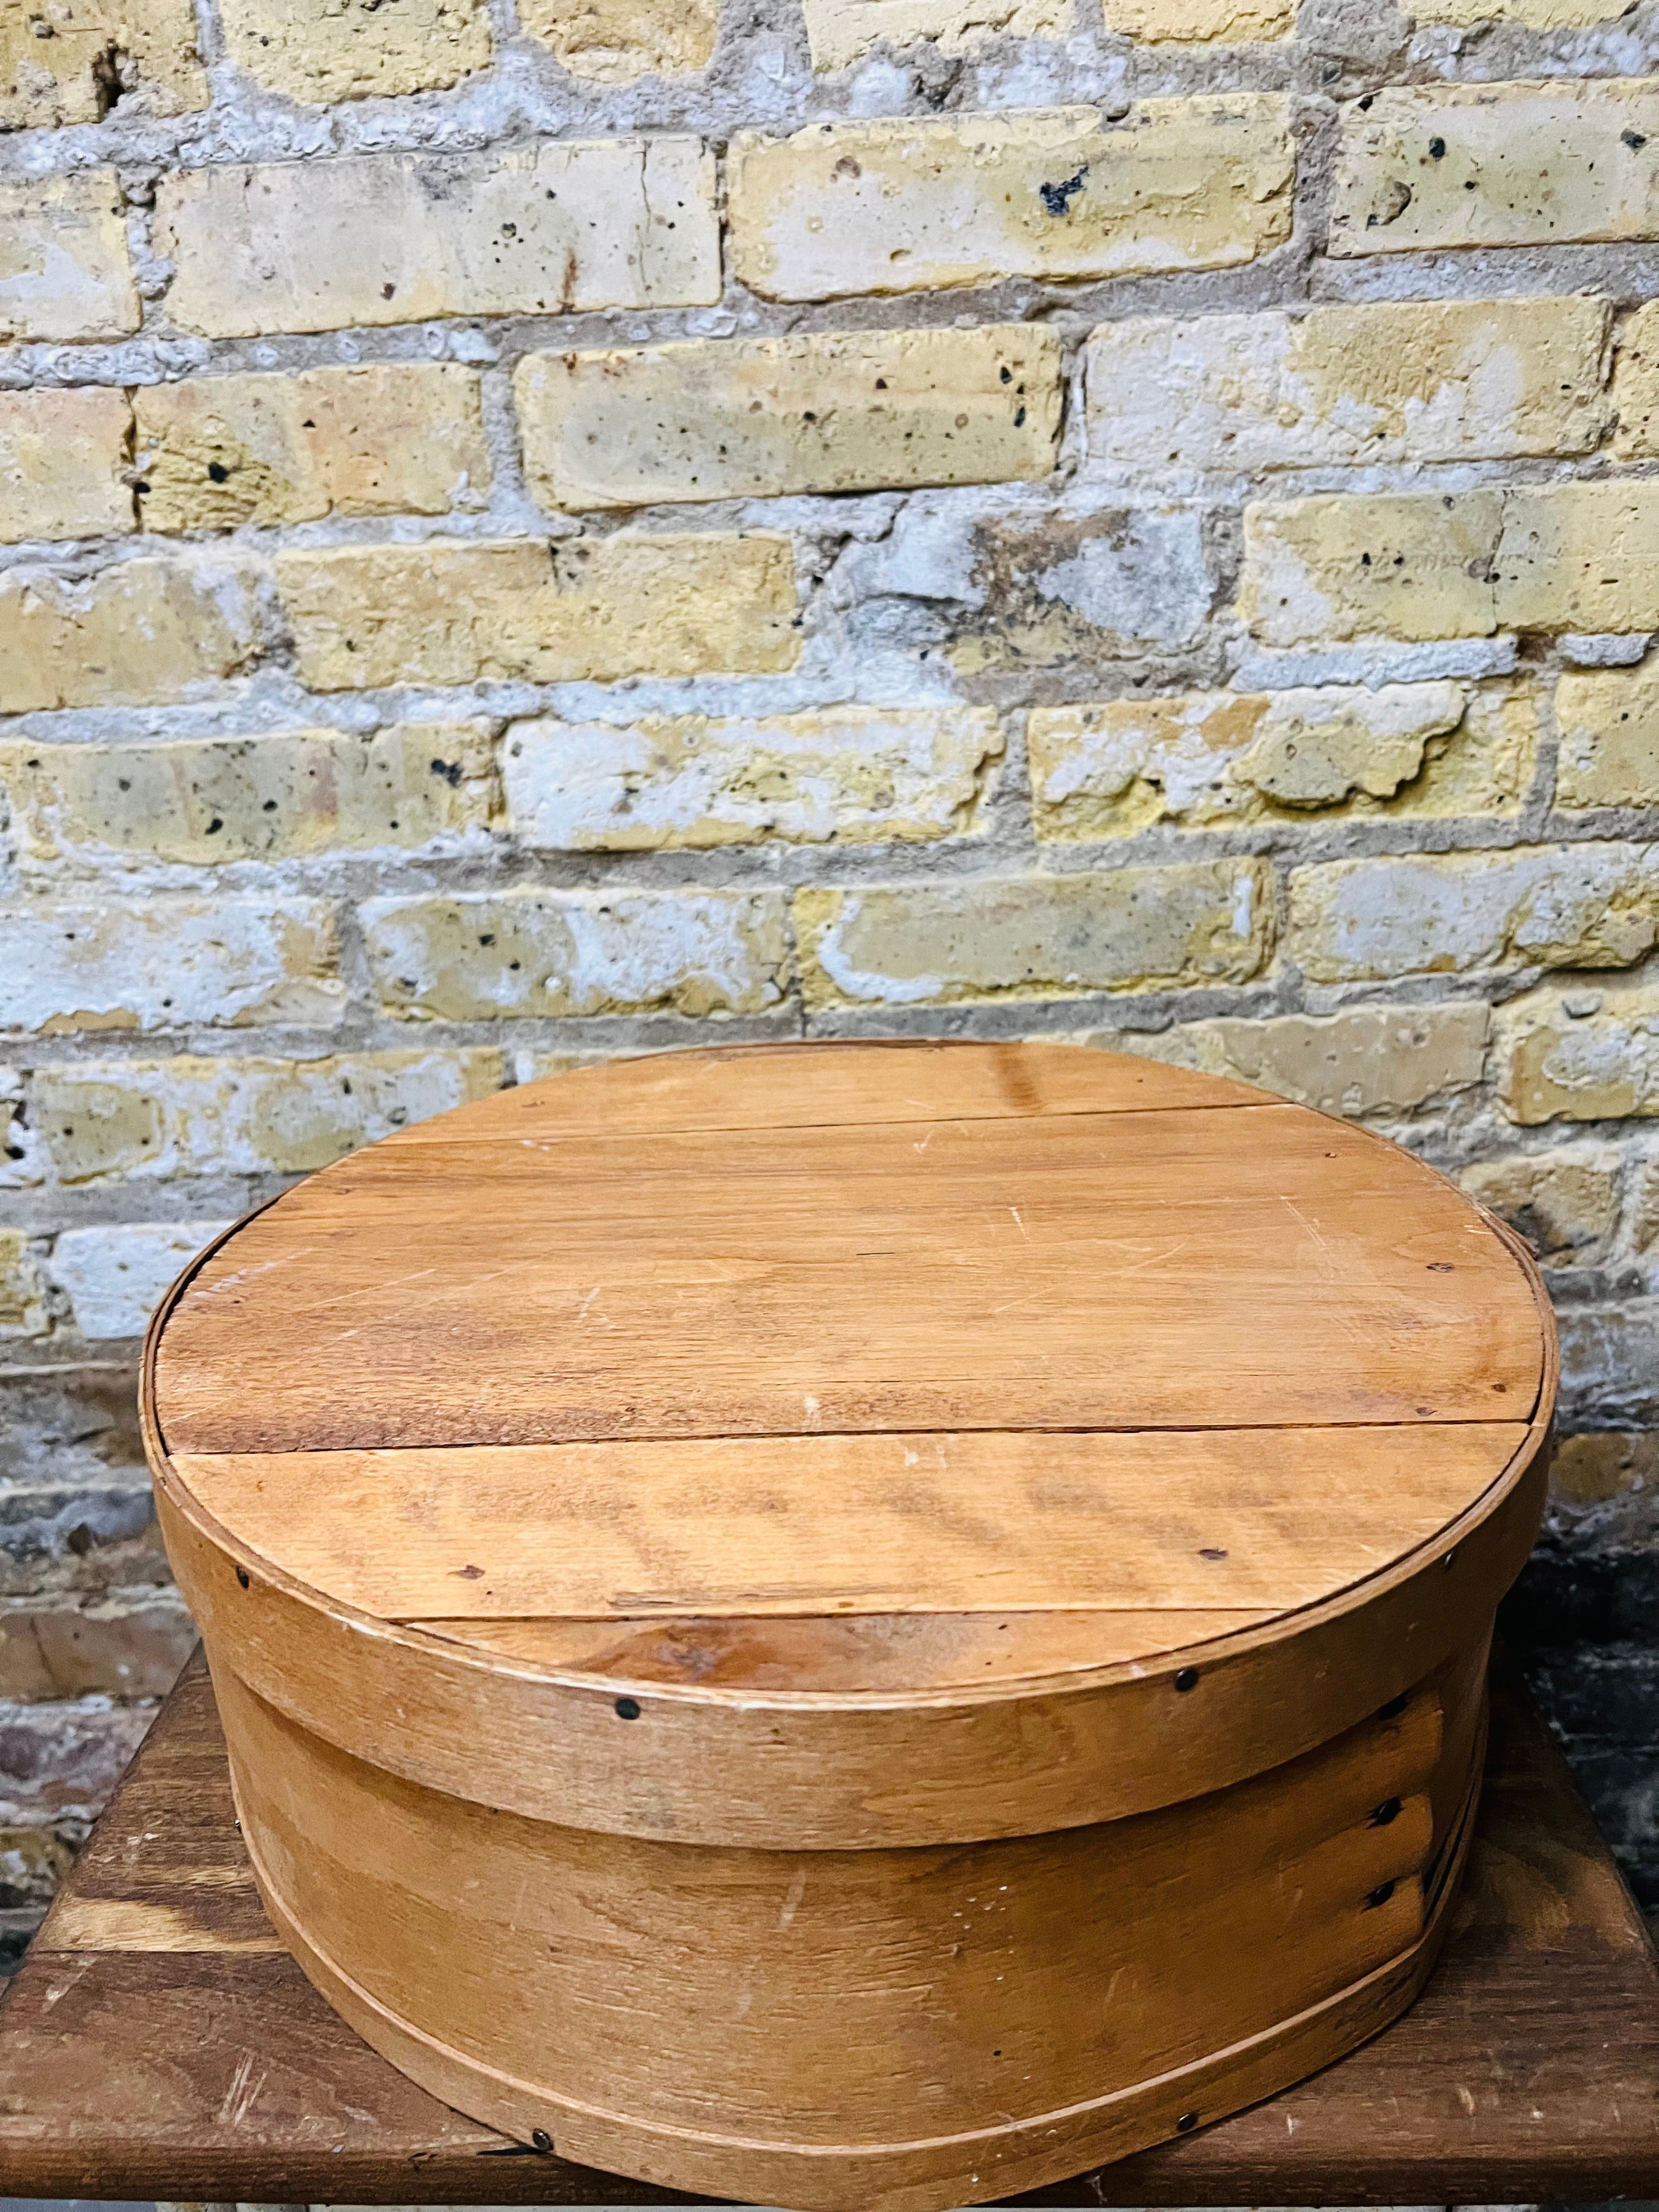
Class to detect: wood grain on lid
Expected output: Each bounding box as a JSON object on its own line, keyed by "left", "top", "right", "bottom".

{"left": 152, "top": 1045, "right": 1543, "bottom": 1459}
{"left": 148, "top": 1041, "right": 1550, "bottom": 1694}
{"left": 170, "top": 1424, "right": 1528, "bottom": 1623}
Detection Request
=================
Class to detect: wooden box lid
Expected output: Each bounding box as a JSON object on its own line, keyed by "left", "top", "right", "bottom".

{"left": 143, "top": 1040, "right": 1557, "bottom": 1850}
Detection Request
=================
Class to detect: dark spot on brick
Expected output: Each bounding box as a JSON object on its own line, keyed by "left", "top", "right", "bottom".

{"left": 614, "top": 1696, "right": 641, "bottom": 1719}
{"left": 455, "top": 1563, "right": 485, "bottom": 1579}
{"left": 1428, "top": 136, "right": 1446, "bottom": 157}
{"left": 206, "top": 461, "right": 229, "bottom": 483}
{"left": 1038, "top": 165, "right": 1089, "bottom": 216}
{"left": 430, "top": 757, "right": 463, "bottom": 786}
{"left": 1623, "top": 129, "right": 1648, "bottom": 149}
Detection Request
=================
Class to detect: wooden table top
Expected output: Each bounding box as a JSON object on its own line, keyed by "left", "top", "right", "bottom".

{"left": 145, "top": 1040, "right": 1553, "bottom": 1711}
{"left": 0, "top": 1646, "right": 1652, "bottom": 2207}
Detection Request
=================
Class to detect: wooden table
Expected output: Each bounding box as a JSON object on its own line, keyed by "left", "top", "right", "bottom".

{"left": 0, "top": 1648, "right": 1652, "bottom": 2207}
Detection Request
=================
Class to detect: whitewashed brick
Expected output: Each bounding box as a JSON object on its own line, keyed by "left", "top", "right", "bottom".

{"left": 1331, "top": 81, "right": 1659, "bottom": 257}
{"left": 1103, "top": 1003, "right": 1491, "bottom": 1115}
{"left": 29, "top": 1049, "right": 505, "bottom": 1183}
{"left": 795, "top": 861, "right": 1272, "bottom": 1007}
{"left": 0, "top": 171, "right": 138, "bottom": 345}
{"left": 515, "top": 326, "right": 1062, "bottom": 509}
{"left": 363, "top": 889, "right": 790, "bottom": 1020}
{"left": 156, "top": 140, "right": 720, "bottom": 338}
{"left": 1086, "top": 298, "right": 1611, "bottom": 475}
{"left": 503, "top": 707, "right": 1002, "bottom": 848}
{"left": 48, "top": 1222, "right": 233, "bottom": 1341}
{"left": 1029, "top": 681, "right": 1533, "bottom": 834}
{"left": 1556, "top": 662, "right": 1659, "bottom": 809}
{"left": 1288, "top": 844, "right": 1659, "bottom": 983}
{"left": 727, "top": 99, "right": 1294, "bottom": 301}
{"left": 0, "top": 901, "right": 343, "bottom": 1035}
{"left": 1241, "top": 484, "right": 1659, "bottom": 645}
{"left": 3, "top": 725, "right": 495, "bottom": 866}
{"left": 1496, "top": 977, "right": 1659, "bottom": 1122}
{"left": 0, "top": 558, "right": 264, "bottom": 715}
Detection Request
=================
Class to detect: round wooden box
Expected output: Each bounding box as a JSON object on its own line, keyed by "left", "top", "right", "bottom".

{"left": 143, "top": 1041, "right": 1556, "bottom": 2212}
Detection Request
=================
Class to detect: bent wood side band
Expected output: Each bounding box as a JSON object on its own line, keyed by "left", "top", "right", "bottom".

{"left": 229, "top": 1703, "right": 1485, "bottom": 2212}
{"left": 154, "top": 1428, "right": 1544, "bottom": 1849}
{"left": 210, "top": 1639, "right": 1486, "bottom": 2212}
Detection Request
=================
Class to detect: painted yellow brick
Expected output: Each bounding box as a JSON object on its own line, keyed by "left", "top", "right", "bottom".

{"left": 1100, "top": 0, "right": 1289, "bottom": 39}
{"left": 1029, "top": 681, "right": 1533, "bottom": 835}
{"left": 0, "top": 389, "right": 133, "bottom": 546}
{"left": 1086, "top": 297, "right": 1612, "bottom": 472}
{"left": 795, "top": 861, "right": 1272, "bottom": 1008}
{"left": 1242, "top": 483, "right": 1659, "bottom": 645}
{"left": 0, "top": 0, "right": 206, "bottom": 126}
{"left": 1460, "top": 1147, "right": 1618, "bottom": 1266}
{"left": 516, "top": 326, "right": 1061, "bottom": 510}
{"left": 0, "top": 171, "right": 137, "bottom": 345}
{"left": 503, "top": 707, "right": 1002, "bottom": 849}
{"left": 800, "top": 0, "right": 1070, "bottom": 70}
{"left": 1556, "top": 663, "right": 1659, "bottom": 809}
{"left": 0, "top": 558, "right": 264, "bottom": 715}
{"left": 3, "top": 724, "right": 494, "bottom": 866}
{"left": 1240, "top": 491, "right": 1504, "bottom": 645}
{"left": 155, "top": 141, "right": 719, "bottom": 339}
{"left": 726, "top": 99, "right": 1294, "bottom": 302}
{"left": 1612, "top": 301, "right": 1659, "bottom": 458}
{"left": 0, "top": 900, "right": 342, "bottom": 1035}
{"left": 0, "top": 1232, "right": 47, "bottom": 1336}
{"left": 133, "top": 366, "right": 489, "bottom": 533}
{"left": 1099, "top": 1003, "right": 1491, "bottom": 1115}
{"left": 1288, "top": 844, "right": 1659, "bottom": 984}
{"left": 363, "top": 889, "right": 790, "bottom": 1020}
{"left": 1330, "top": 81, "right": 1659, "bottom": 257}
{"left": 1497, "top": 482, "right": 1659, "bottom": 635}
{"left": 29, "top": 1048, "right": 504, "bottom": 1183}
{"left": 1496, "top": 977, "right": 1659, "bottom": 1122}
{"left": 219, "top": 0, "right": 490, "bottom": 101}
{"left": 520, "top": 0, "right": 718, "bottom": 79}
{"left": 279, "top": 536, "right": 797, "bottom": 690}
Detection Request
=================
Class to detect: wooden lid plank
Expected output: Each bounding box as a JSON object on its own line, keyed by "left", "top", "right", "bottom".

{"left": 170, "top": 1423, "right": 1526, "bottom": 1622}
{"left": 155, "top": 1103, "right": 1542, "bottom": 1456}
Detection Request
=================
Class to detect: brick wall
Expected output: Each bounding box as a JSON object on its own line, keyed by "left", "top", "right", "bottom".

{"left": 2, "top": 0, "right": 1658, "bottom": 1951}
